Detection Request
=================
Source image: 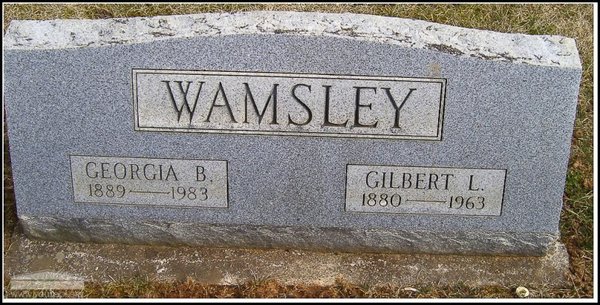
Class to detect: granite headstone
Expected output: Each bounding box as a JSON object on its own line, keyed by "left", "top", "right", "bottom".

{"left": 3, "top": 11, "right": 581, "bottom": 256}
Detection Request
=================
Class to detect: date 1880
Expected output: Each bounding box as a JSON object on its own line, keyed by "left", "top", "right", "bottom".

{"left": 346, "top": 165, "right": 505, "bottom": 216}
{"left": 361, "top": 192, "right": 485, "bottom": 210}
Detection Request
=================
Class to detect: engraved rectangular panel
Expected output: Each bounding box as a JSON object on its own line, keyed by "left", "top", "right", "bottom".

{"left": 346, "top": 165, "right": 506, "bottom": 216}
{"left": 70, "top": 155, "right": 228, "bottom": 208}
{"left": 133, "top": 69, "right": 446, "bottom": 140}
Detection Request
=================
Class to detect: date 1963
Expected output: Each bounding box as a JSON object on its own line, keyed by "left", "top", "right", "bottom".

{"left": 346, "top": 165, "right": 505, "bottom": 216}
{"left": 361, "top": 192, "right": 486, "bottom": 210}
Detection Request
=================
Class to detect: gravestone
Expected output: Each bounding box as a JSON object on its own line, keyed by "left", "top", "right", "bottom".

{"left": 4, "top": 11, "right": 581, "bottom": 256}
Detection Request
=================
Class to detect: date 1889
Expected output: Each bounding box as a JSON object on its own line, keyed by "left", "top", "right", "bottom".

{"left": 71, "top": 156, "right": 228, "bottom": 208}
{"left": 88, "top": 183, "right": 209, "bottom": 201}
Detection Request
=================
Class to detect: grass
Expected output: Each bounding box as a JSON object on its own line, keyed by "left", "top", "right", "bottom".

{"left": 2, "top": 3, "right": 595, "bottom": 299}
{"left": 0, "top": 277, "right": 581, "bottom": 298}
{"left": 0, "top": 277, "right": 544, "bottom": 298}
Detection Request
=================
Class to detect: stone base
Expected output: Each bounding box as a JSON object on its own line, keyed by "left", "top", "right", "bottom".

{"left": 5, "top": 229, "right": 571, "bottom": 289}
{"left": 19, "top": 215, "right": 558, "bottom": 256}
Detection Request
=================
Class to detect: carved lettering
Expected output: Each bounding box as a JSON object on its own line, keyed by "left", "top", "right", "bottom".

{"left": 352, "top": 86, "right": 378, "bottom": 128}
{"left": 382, "top": 87, "right": 417, "bottom": 129}
{"left": 205, "top": 82, "right": 237, "bottom": 123}
{"left": 288, "top": 84, "right": 313, "bottom": 126}
{"left": 346, "top": 165, "right": 506, "bottom": 216}
{"left": 322, "top": 85, "right": 348, "bottom": 128}
{"left": 162, "top": 80, "right": 204, "bottom": 124}
{"left": 135, "top": 70, "right": 446, "bottom": 140}
{"left": 70, "top": 156, "right": 228, "bottom": 208}
{"left": 243, "top": 83, "right": 279, "bottom": 125}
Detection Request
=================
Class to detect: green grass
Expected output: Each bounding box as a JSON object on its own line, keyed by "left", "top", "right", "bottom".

{"left": 2, "top": 3, "right": 594, "bottom": 299}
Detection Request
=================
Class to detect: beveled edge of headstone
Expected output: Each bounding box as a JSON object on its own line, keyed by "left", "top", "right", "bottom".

{"left": 3, "top": 11, "right": 580, "bottom": 68}
{"left": 18, "top": 215, "right": 559, "bottom": 256}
